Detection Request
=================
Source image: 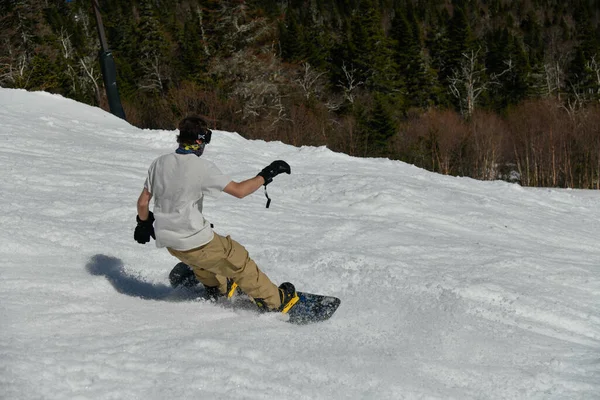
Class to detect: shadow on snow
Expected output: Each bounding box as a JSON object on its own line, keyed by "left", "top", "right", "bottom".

{"left": 85, "top": 254, "right": 203, "bottom": 302}
{"left": 84, "top": 254, "right": 258, "bottom": 313}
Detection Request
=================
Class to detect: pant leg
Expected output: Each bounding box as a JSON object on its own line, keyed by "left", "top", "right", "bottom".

{"left": 211, "top": 234, "right": 281, "bottom": 308}
{"left": 167, "top": 248, "right": 228, "bottom": 293}
{"left": 168, "top": 233, "right": 281, "bottom": 308}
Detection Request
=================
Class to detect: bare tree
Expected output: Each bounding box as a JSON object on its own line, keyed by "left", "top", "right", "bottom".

{"left": 294, "top": 62, "right": 325, "bottom": 101}
{"left": 449, "top": 48, "right": 512, "bottom": 117}
{"left": 79, "top": 56, "right": 102, "bottom": 105}
{"left": 195, "top": 6, "right": 210, "bottom": 56}
{"left": 213, "top": 48, "right": 287, "bottom": 128}
{"left": 337, "top": 62, "right": 364, "bottom": 105}
{"left": 0, "top": 1, "right": 36, "bottom": 87}
{"left": 559, "top": 54, "right": 600, "bottom": 120}
{"left": 58, "top": 27, "right": 74, "bottom": 59}
{"left": 269, "top": 93, "right": 289, "bottom": 127}
{"left": 56, "top": 26, "right": 80, "bottom": 95}
{"left": 68, "top": 10, "right": 102, "bottom": 104}
{"left": 470, "top": 111, "right": 506, "bottom": 180}
{"left": 543, "top": 25, "right": 574, "bottom": 101}
{"left": 216, "top": 2, "right": 271, "bottom": 52}
{"left": 139, "top": 54, "right": 165, "bottom": 93}
{"left": 0, "top": 38, "right": 27, "bottom": 86}
{"left": 543, "top": 61, "right": 566, "bottom": 100}
{"left": 324, "top": 95, "right": 344, "bottom": 112}
{"left": 562, "top": 82, "right": 584, "bottom": 120}
{"left": 585, "top": 55, "right": 600, "bottom": 101}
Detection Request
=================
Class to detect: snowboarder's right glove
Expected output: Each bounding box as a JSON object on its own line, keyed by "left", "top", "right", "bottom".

{"left": 257, "top": 160, "right": 291, "bottom": 186}
{"left": 134, "top": 211, "right": 156, "bottom": 244}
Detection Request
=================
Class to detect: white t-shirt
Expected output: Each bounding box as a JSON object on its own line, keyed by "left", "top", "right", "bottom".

{"left": 144, "top": 153, "right": 231, "bottom": 250}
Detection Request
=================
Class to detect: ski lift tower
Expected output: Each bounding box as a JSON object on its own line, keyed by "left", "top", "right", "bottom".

{"left": 91, "top": 0, "right": 126, "bottom": 120}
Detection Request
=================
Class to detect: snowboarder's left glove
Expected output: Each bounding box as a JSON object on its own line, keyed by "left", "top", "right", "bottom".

{"left": 257, "top": 160, "right": 291, "bottom": 185}
{"left": 134, "top": 211, "right": 155, "bottom": 244}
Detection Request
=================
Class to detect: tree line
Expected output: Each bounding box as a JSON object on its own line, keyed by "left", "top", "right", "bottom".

{"left": 1, "top": 0, "right": 599, "bottom": 188}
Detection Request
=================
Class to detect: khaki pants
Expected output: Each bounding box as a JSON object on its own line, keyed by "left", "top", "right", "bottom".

{"left": 167, "top": 233, "right": 281, "bottom": 309}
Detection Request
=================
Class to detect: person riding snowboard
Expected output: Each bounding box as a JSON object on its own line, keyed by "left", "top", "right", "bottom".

{"left": 134, "top": 116, "right": 297, "bottom": 313}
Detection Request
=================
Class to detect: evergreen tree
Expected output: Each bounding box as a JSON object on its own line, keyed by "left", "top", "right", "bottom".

{"left": 526, "top": 62, "right": 549, "bottom": 99}
{"left": 448, "top": 5, "right": 475, "bottom": 55}
{"left": 136, "top": 0, "right": 169, "bottom": 93}
{"left": 568, "top": 21, "right": 600, "bottom": 101}
{"left": 390, "top": 3, "right": 434, "bottom": 108}
{"left": 301, "top": 13, "right": 329, "bottom": 69}
{"left": 280, "top": 11, "right": 305, "bottom": 62}
{"left": 425, "top": 6, "right": 452, "bottom": 107}
{"left": 177, "top": 10, "right": 211, "bottom": 85}
{"left": 97, "top": 0, "right": 138, "bottom": 98}
{"left": 27, "top": 54, "right": 61, "bottom": 91}
{"left": 443, "top": 6, "right": 476, "bottom": 84}
{"left": 485, "top": 28, "right": 531, "bottom": 110}
{"left": 365, "top": 93, "right": 397, "bottom": 155}
{"left": 279, "top": 8, "right": 329, "bottom": 68}
{"left": 328, "top": 17, "right": 353, "bottom": 98}
{"left": 521, "top": 11, "right": 544, "bottom": 66}
{"left": 346, "top": 0, "right": 397, "bottom": 93}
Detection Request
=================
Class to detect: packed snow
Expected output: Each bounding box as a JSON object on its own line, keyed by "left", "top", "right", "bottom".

{"left": 0, "top": 88, "right": 599, "bottom": 399}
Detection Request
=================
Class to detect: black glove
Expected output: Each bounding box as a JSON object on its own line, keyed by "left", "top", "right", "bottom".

{"left": 257, "top": 160, "right": 291, "bottom": 185}
{"left": 134, "top": 211, "right": 156, "bottom": 244}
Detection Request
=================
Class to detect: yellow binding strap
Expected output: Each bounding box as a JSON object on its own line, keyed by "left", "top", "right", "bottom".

{"left": 281, "top": 294, "right": 299, "bottom": 314}
{"left": 227, "top": 282, "right": 238, "bottom": 299}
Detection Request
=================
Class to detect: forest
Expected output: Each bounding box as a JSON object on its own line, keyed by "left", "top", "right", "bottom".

{"left": 1, "top": 0, "right": 599, "bottom": 188}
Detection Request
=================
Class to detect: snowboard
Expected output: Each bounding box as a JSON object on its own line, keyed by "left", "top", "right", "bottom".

{"left": 169, "top": 262, "right": 340, "bottom": 324}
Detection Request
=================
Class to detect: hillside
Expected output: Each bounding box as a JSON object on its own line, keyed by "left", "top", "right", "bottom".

{"left": 0, "top": 88, "right": 599, "bottom": 399}
{"left": 2, "top": 1, "right": 600, "bottom": 187}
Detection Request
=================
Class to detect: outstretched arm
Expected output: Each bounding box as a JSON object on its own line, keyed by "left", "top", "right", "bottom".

{"left": 223, "top": 176, "right": 265, "bottom": 199}
{"left": 223, "top": 160, "right": 290, "bottom": 199}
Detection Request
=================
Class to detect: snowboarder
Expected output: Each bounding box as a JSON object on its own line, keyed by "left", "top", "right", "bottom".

{"left": 134, "top": 116, "right": 297, "bottom": 313}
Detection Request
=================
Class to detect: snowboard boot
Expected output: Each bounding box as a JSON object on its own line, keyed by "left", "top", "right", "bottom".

{"left": 225, "top": 279, "right": 240, "bottom": 299}
{"left": 169, "top": 264, "right": 240, "bottom": 300}
{"left": 203, "top": 285, "right": 221, "bottom": 301}
{"left": 169, "top": 263, "right": 199, "bottom": 288}
{"left": 254, "top": 282, "right": 299, "bottom": 313}
{"left": 278, "top": 282, "right": 299, "bottom": 313}
{"left": 204, "top": 278, "right": 240, "bottom": 301}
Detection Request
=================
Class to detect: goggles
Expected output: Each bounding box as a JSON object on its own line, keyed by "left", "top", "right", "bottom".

{"left": 198, "top": 129, "right": 212, "bottom": 144}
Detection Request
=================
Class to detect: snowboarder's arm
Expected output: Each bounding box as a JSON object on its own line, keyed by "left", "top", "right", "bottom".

{"left": 223, "top": 176, "right": 265, "bottom": 199}
{"left": 222, "top": 160, "right": 290, "bottom": 199}
{"left": 137, "top": 187, "right": 153, "bottom": 220}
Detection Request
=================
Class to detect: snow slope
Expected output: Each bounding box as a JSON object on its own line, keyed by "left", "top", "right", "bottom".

{"left": 0, "top": 88, "right": 599, "bottom": 400}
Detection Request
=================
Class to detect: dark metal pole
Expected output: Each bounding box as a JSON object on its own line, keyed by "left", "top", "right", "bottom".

{"left": 91, "top": 0, "right": 126, "bottom": 120}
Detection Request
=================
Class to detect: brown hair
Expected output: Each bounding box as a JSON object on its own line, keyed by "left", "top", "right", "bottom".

{"left": 177, "top": 116, "right": 210, "bottom": 145}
